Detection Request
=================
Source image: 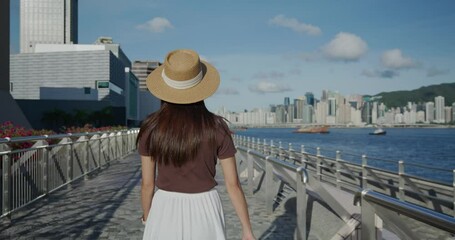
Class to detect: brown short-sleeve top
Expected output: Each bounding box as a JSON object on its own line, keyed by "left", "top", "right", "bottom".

{"left": 138, "top": 121, "right": 236, "bottom": 193}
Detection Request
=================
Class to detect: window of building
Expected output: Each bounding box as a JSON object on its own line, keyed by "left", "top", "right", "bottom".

{"left": 84, "top": 87, "right": 91, "bottom": 94}
{"left": 97, "top": 81, "right": 109, "bottom": 89}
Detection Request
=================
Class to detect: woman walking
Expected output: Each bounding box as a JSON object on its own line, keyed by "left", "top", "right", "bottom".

{"left": 137, "top": 49, "right": 255, "bottom": 240}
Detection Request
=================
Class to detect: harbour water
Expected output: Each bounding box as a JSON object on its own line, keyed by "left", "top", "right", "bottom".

{"left": 234, "top": 127, "right": 455, "bottom": 184}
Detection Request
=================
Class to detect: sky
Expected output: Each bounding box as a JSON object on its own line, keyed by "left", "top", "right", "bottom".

{"left": 10, "top": 0, "right": 455, "bottom": 112}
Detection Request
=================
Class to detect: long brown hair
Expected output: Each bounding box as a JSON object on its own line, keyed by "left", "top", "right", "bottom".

{"left": 137, "top": 101, "right": 230, "bottom": 167}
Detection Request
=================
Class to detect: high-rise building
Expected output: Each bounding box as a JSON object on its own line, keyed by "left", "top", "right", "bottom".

{"left": 294, "top": 98, "right": 305, "bottom": 120}
{"left": 425, "top": 102, "right": 435, "bottom": 123}
{"left": 444, "top": 106, "right": 452, "bottom": 123}
{"left": 131, "top": 61, "right": 161, "bottom": 91}
{"left": 452, "top": 102, "right": 455, "bottom": 123}
{"left": 305, "top": 92, "right": 314, "bottom": 106}
{"left": 328, "top": 97, "right": 336, "bottom": 116}
{"left": 20, "top": 0, "right": 78, "bottom": 53}
{"left": 434, "top": 96, "right": 445, "bottom": 123}
{"left": 284, "top": 97, "right": 290, "bottom": 106}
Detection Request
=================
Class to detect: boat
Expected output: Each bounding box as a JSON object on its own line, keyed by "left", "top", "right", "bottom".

{"left": 293, "top": 125, "right": 329, "bottom": 134}
{"left": 369, "top": 128, "right": 386, "bottom": 135}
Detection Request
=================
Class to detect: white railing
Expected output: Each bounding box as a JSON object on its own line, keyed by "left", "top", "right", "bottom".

{"left": 234, "top": 135, "right": 455, "bottom": 240}
{"left": 0, "top": 129, "right": 139, "bottom": 218}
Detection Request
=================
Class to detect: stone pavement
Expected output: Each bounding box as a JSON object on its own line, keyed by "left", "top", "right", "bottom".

{"left": 0, "top": 153, "right": 298, "bottom": 240}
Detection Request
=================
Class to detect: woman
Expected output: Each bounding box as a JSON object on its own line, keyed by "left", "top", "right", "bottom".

{"left": 137, "top": 49, "right": 255, "bottom": 240}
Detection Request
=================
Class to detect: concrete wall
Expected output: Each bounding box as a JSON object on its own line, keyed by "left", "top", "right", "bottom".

{"left": 10, "top": 50, "right": 126, "bottom": 103}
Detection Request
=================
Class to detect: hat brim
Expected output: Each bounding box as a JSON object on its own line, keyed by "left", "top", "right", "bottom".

{"left": 145, "top": 61, "right": 220, "bottom": 104}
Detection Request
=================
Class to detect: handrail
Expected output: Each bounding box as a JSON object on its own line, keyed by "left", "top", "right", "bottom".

{"left": 359, "top": 190, "right": 455, "bottom": 234}
{"left": 0, "top": 129, "right": 139, "bottom": 219}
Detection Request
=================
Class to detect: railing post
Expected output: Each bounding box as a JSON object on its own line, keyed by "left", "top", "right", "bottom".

{"left": 288, "top": 143, "right": 294, "bottom": 163}
{"left": 360, "top": 193, "right": 378, "bottom": 240}
{"left": 68, "top": 137, "right": 73, "bottom": 183}
{"left": 42, "top": 145, "right": 49, "bottom": 195}
{"left": 362, "top": 154, "right": 368, "bottom": 189}
{"left": 247, "top": 149, "right": 254, "bottom": 195}
{"left": 316, "top": 147, "right": 321, "bottom": 181}
{"left": 301, "top": 145, "right": 306, "bottom": 167}
{"left": 270, "top": 140, "right": 275, "bottom": 157}
{"left": 336, "top": 150, "right": 341, "bottom": 189}
{"left": 263, "top": 139, "right": 267, "bottom": 155}
{"left": 98, "top": 136, "right": 102, "bottom": 169}
{"left": 85, "top": 136, "right": 89, "bottom": 180}
{"left": 296, "top": 166, "right": 307, "bottom": 240}
{"left": 2, "top": 151, "right": 11, "bottom": 217}
{"left": 279, "top": 141, "right": 283, "bottom": 160}
{"left": 398, "top": 161, "right": 405, "bottom": 200}
{"left": 265, "top": 156, "right": 273, "bottom": 215}
{"left": 453, "top": 169, "right": 455, "bottom": 217}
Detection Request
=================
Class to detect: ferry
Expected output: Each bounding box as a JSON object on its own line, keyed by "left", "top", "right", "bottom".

{"left": 293, "top": 125, "right": 330, "bottom": 134}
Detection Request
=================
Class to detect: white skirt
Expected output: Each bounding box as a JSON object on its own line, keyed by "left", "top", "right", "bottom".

{"left": 143, "top": 188, "right": 226, "bottom": 240}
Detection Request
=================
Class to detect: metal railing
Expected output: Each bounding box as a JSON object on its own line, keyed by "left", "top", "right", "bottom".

{"left": 355, "top": 190, "right": 455, "bottom": 239}
{"left": 234, "top": 135, "right": 455, "bottom": 240}
{"left": 0, "top": 129, "right": 139, "bottom": 218}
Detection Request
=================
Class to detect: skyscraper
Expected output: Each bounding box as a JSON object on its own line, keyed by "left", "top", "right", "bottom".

{"left": 305, "top": 92, "right": 314, "bottom": 106}
{"left": 434, "top": 96, "right": 445, "bottom": 123}
{"left": 20, "top": 0, "right": 78, "bottom": 53}
{"left": 425, "top": 102, "right": 435, "bottom": 123}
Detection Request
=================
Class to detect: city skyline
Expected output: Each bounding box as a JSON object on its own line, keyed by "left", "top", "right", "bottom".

{"left": 9, "top": 0, "right": 455, "bottom": 112}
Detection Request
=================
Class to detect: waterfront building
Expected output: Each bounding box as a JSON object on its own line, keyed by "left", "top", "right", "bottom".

{"left": 287, "top": 103, "right": 295, "bottom": 123}
{"left": 371, "top": 102, "right": 378, "bottom": 124}
{"left": 453, "top": 102, "right": 455, "bottom": 123}
{"left": 10, "top": 39, "right": 144, "bottom": 128}
{"left": 328, "top": 97, "right": 336, "bottom": 116}
{"left": 302, "top": 105, "right": 313, "bottom": 124}
{"left": 350, "top": 107, "right": 362, "bottom": 125}
{"left": 435, "top": 96, "right": 445, "bottom": 123}
{"left": 444, "top": 106, "right": 452, "bottom": 123}
{"left": 315, "top": 101, "right": 328, "bottom": 124}
{"left": 275, "top": 105, "right": 286, "bottom": 123}
{"left": 20, "top": 0, "right": 78, "bottom": 53}
{"left": 416, "top": 111, "right": 425, "bottom": 123}
{"left": 425, "top": 102, "right": 435, "bottom": 123}
{"left": 395, "top": 113, "right": 404, "bottom": 124}
{"left": 284, "top": 97, "right": 290, "bottom": 107}
{"left": 294, "top": 97, "right": 305, "bottom": 120}
{"left": 305, "top": 92, "right": 314, "bottom": 106}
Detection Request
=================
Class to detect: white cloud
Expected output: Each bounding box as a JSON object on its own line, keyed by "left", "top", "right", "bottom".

{"left": 362, "top": 69, "right": 399, "bottom": 78}
{"left": 269, "top": 15, "right": 321, "bottom": 36}
{"left": 427, "top": 67, "right": 450, "bottom": 77}
{"left": 322, "top": 32, "right": 368, "bottom": 61}
{"left": 136, "top": 17, "right": 173, "bottom": 33}
{"left": 249, "top": 81, "right": 291, "bottom": 94}
{"left": 216, "top": 88, "right": 239, "bottom": 95}
{"left": 381, "top": 49, "right": 416, "bottom": 69}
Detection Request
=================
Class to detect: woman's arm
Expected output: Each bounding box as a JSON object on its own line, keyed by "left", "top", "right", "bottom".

{"left": 220, "top": 156, "right": 255, "bottom": 240}
{"left": 141, "top": 155, "right": 156, "bottom": 222}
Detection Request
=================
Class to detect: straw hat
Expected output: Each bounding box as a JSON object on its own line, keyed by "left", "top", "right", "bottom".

{"left": 146, "top": 49, "right": 220, "bottom": 104}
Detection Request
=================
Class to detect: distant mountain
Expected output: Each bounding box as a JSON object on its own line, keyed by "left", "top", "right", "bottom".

{"left": 371, "top": 82, "right": 455, "bottom": 108}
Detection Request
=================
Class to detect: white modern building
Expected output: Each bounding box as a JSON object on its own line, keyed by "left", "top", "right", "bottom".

{"left": 10, "top": 39, "right": 150, "bottom": 127}
{"left": 20, "top": 0, "right": 78, "bottom": 53}
{"left": 434, "top": 96, "right": 445, "bottom": 123}
{"left": 425, "top": 102, "right": 435, "bottom": 123}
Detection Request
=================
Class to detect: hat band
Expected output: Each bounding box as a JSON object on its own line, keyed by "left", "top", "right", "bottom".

{"left": 162, "top": 70, "right": 203, "bottom": 89}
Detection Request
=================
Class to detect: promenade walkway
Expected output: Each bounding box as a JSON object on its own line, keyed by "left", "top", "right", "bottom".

{"left": 0, "top": 153, "right": 297, "bottom": 240}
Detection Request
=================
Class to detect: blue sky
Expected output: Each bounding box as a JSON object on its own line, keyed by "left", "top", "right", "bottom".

{"left": 10, "top": 0, "right": 455, "bottom": 112}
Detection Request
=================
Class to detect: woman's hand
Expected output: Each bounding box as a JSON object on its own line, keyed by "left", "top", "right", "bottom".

{"left": 242, "top": 231, "right": 256, "bottom": 240}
